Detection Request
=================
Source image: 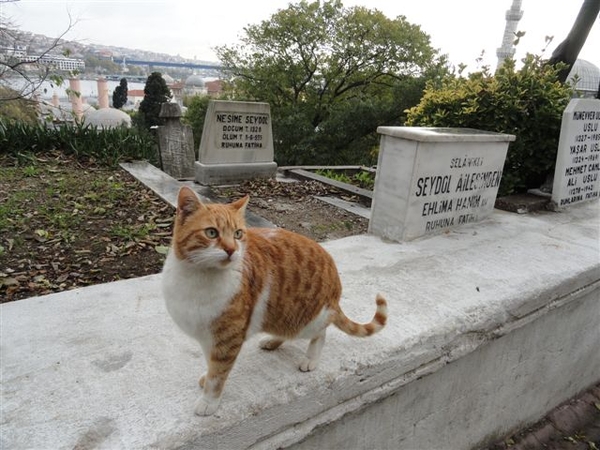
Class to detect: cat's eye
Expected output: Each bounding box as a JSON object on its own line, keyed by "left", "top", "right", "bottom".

{"left": 234, "top": 229, "right": 244, "bottom": 240}
{"left": 205, "top": 228, "right": 219, "bottom": 239}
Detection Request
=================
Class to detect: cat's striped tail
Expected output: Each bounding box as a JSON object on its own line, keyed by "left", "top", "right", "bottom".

{"left": 332, "top": 294, "right": 387, "bottom": 337}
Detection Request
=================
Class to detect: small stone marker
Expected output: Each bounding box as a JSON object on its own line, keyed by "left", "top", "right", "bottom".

{"left": 195, "top": 100, "right": 277, "bottom": 185}
{"left": 551, "top": 98, "right": 600, "bottom": 208}
{"left": 157, "top": 103, "right": 195, "bottom": 179}
{"left": 369, "top": 127, "right": 515, "bottom": 242}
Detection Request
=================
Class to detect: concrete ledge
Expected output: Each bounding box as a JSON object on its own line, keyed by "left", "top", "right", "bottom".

{"left": 1, "top": 202, "right": 599, "bottom": 449}
{"left": 195, "top": 161, "right": 277, "bottom": 186}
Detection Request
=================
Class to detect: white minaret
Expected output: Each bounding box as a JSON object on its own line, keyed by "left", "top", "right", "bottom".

{"left": 496, "top": 0, "right": 524, "bottom": 70}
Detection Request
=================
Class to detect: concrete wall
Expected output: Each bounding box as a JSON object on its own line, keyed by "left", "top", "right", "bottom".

{"left": 1, "top": 201, "right": 598, "bottom": 449}
{"left": 290, "top": 285, "right": 599, "bottom": 450}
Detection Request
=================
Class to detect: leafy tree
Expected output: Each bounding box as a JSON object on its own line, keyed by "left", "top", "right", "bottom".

{"left": 137, "top": 72, "right": 172, "bottom": 129}
{"left": 112, "top": 78, "right": 128, "bottom": 109}
{"left": 182, "top": 95, "right": 211, "bottom": 150}
{"left": 84, "top": 55, "right": 120, "bottom": 75}
{"left": 405, "top": 55, "right": 573, "bottom": 196}
{"left": 216, "top": 0, "right": 442, "bottom": 165}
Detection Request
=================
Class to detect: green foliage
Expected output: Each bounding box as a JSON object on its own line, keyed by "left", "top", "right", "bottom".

{"left": 0, "top": 87, "right": 39, "bottom": 125}
{"left": 137, "top": 72, "right": 172, "bottom": 130}
{"left": 84, "top": 55, "right": 120, "bottom": 74}
{"left": 0, "top": 121, "right": 158, "bottom": 167}
{"left": 112, "top": 78, "right": 128, "bottom": 109}
{"left": 217, "top": 0, "right": 444, "bottom": 165}
{"left": 182, "top": 95, "right": 211, "bottom": 150}
{"left": 405, "top": 55, "right": 573, "bottom": 195}
{"left": 316, "top": 169, "right": 375, "bottom": 189}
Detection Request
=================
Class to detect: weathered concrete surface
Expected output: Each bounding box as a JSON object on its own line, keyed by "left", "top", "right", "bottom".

{"left": 290, "top": 283, "right": 599, "bottom": 450}
{"left": 1, "top": 201, "right": 599, "bottom": 449}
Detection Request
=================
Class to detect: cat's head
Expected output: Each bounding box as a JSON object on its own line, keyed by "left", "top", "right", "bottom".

{"left": 172, "top": 186, "right": 249, "bottom": 269}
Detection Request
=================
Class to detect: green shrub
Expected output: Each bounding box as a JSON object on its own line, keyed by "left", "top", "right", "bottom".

{"left": 0, "top": 87, "right": 39, "bottom": 125}
{"left": 316, "top": 169, "right": 375, "bottom": 189}
{"left": 182, "top": 95, "right": 211, "bottom": 151}
{"left": 0, "top": 121, "right": 158, "bottom": 167}
{"left": 405, "top": 55, "right": 573, "bottom": 195}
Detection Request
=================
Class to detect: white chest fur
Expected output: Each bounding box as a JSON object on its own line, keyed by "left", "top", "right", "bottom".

{"left": 161, "top": 251, "right": 242, "bottom": 344}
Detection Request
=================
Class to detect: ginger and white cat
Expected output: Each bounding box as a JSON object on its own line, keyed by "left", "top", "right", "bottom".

{"left": 161, "top": 186, "right": 387, "bottom": 416}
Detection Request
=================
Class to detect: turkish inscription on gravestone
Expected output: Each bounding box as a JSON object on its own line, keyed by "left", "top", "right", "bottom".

{"left": 551, "top": 98, "right": 600, "bottom": 207}
{"left": 413, "top": 152, "right": 504, "bottom": 233}
{"left": 216, "top": 112, "right": 269, "bottom": 150}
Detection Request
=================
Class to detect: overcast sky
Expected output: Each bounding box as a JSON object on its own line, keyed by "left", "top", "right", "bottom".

{"left": 3, "top": 0, "right": 599, "bottom": 71}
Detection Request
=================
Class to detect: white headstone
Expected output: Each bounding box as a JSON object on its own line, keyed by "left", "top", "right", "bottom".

{"left": 195, "top": 100, "right": 277, "bottom": 185}
{"left": 369, "top": 127, "right": 515, "bottom": 242}
{"left": 551, "top": 98, "right": 600, "bottom": 208}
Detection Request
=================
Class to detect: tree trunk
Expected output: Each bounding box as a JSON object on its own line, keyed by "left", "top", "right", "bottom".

{"left": 547, "top": 0, "right": 600, "bottom": 83}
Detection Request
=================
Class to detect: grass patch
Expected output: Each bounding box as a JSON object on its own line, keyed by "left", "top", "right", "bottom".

{"left": 315, "top": 169, "right": 375, "bottom": 190}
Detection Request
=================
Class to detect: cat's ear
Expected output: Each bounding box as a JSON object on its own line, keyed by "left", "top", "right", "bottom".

{"left": 177, "top": 186, "right": 205, "bottom": 221}
{"left": 231, "top": 195, "right": 250, "bottom": 215}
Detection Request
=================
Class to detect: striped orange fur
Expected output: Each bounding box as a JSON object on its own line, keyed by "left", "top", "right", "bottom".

{"left": 162, "top": 186, "right": 387, "bottom": 416}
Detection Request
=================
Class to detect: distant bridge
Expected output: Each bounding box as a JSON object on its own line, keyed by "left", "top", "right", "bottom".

{"left": 112, "top": 57, "right": 222, "bottom": 71}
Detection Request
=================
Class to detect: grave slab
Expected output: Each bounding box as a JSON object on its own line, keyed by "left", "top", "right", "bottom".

{"left": 195, "top": 100, "right": 277, "bottom": 185}
{"left": 551, "top": 98, "right": 600, "bottom": 208}
{"left": 370, "top": 127, "right": 515, "bottom": 242}
{"left": 120, "top": 161, "right": 274, "bottom": 228}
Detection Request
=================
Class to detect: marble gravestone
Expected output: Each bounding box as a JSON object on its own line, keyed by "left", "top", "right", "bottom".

{"left": 195, "top": 100, "right": 277, "bottom": 185}
{"left": 157, "top": 103, "right": 195, "bottom": 179}
{"left": 369, "top": 127, "right": 515, "bottom": 242}
{"left": 551, "top": 98, "right": 600, "bottom": 208}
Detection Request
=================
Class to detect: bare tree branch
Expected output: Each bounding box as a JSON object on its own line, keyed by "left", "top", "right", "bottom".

{"left": 1, "top": 11, "right": 79, "bottom": 101}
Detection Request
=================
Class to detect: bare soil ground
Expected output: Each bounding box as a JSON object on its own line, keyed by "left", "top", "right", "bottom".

{"left": 0, "top": 153, "right": 367, "bottom": 302}
{"left": 210, "top": 177, "right": 368, "bottom": 241}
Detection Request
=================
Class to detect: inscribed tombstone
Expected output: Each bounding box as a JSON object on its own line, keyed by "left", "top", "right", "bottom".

{"left": 195, "top": 100, "right": 276, "bottom": 185}
{"left": 369, "top": 127, "right": 514, "bottom": 242}
{"left": 551, "top": 98, "right": 600, "bottom": 208}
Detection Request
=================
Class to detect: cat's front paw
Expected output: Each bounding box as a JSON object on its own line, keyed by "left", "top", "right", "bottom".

{"left": 194, "top": 396, "right": 220, "bottom": 416}
{"left": 299, "top": 357, "right": 318, "bottom": 372}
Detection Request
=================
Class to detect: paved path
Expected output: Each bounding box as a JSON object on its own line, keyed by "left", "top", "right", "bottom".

{"left": 487, "top": 383, "right": 600, "bottom": 449}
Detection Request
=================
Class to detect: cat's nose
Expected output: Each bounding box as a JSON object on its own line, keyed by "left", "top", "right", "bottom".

{"left": 224, "top": 247, "right": 235, "bottom": 257}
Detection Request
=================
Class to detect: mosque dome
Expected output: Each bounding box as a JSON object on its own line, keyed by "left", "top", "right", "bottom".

{"left": 84, "top": 108, "right": 132, "bottom": 129}
{"left": 567, "top": 59, "right": 600, "bottom": 97}
{"left": 185, "top": 74, "right": 205, "bottom": 88}
{"left": 82, "top": 103, "right": 96, "bottom": 114}
{"left": 39, "top": 101, "right": 95, "bottom": 123}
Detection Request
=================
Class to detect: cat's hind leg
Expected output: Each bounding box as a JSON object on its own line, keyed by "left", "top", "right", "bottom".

{"left": 299, "top": 329, "right": 326, "bottom": 372}
{"left": 259, "top": 336, "right": 285, "bottom": 351}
